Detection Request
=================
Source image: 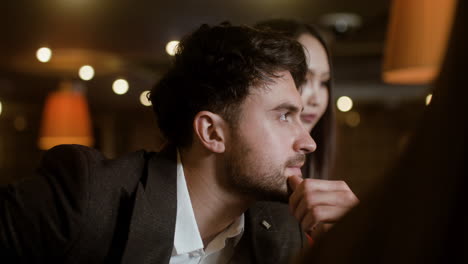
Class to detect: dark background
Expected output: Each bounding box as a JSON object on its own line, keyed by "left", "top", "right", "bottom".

{"left": 0, "top": 0, "right": 430, "bottom": 197}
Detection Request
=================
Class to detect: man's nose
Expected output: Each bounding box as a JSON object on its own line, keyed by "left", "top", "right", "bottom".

{"left": 294, "top": 126, "right": 317, "bottom": 154}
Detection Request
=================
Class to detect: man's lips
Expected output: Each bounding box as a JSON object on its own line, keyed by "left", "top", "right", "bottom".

{"left": 287, "top": 164, "right": 304, "bottom": 172}
{"left": 301, "top": 114, "right": 318, "bottom": 123}
{"left": 285, "top": 155, "right": 306, "bottom": 172}
{"left": 288, "top": 163, "right": 304, "bottom": 169}
{"left": 287, "top": 160, "right": 304, "bottom": 168}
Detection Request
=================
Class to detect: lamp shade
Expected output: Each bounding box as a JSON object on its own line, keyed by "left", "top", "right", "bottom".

{"left": 382, "top": 0, "right": 457, "bottom": 84}
{"left": 39, "top": 81, "right": 93, "bottom": 150}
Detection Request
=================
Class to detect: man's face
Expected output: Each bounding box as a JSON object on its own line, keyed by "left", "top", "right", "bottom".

{"left": 224, "top": 71, "right": 316, "bottom": 202}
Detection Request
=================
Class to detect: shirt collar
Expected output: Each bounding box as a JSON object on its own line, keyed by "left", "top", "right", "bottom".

{"left": 173, "top": 150, "right": 245, "bottom": 255}
{"left": 173, "top": 151, "right": 204, "bottom": 254}
{"left": 204, "top": 213, "right": 244, "bottom": 255}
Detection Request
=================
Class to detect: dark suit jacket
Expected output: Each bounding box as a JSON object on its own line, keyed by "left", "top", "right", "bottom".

{"left": 0, "top": 145, "right": 306, "bottom": 263}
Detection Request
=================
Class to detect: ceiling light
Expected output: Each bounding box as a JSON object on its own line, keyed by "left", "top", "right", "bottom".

{"left": 112, "top": 79, "right": 129, "bottom": 95}
{"left": 39, "top": 81, "right": 93, "bottom": 150}
{"left": 166, "top": 40, "right": 180, "bottom": 56}
{"left": 79, "top": 65, "right": 95, "bottom": 81}
{"left": 36, "top": 47, "right": 52, "bottom": 63}
{"left": 337, "top": 96, "right": 353, "bottom": 112}
{"left": 319, "top": 13, "right": 362, "bottom": 34}
{"left": 382, "top": 0, "right": 457, "bottom": 84}
{"left": 140, "top": 91, "right": 152, "bottom": 106}
{"left": 426, "top": 94, "right": 433, "bottom": 106}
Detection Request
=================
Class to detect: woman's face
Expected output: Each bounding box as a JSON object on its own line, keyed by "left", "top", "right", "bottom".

{"left": 297, "top": 33, "right": 330, "bottom": 133}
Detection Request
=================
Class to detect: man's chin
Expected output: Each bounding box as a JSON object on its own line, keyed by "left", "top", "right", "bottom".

{"left": 269, "top": 192, "right": 289, "bottom": 203}
{"left": 253, "top": 185, "right": 289, "bottom": 203}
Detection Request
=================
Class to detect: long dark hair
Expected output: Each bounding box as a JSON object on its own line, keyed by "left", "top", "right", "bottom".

{"left": 255, "top": 19, "right": 336, "bottom": 180}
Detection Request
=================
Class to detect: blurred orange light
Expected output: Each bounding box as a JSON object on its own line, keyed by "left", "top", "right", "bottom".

{"left": 38, "top": 81, "right": 93, "bottom": 150}
{"left": 382, "top": 0, "right": 457, "bottom": 84}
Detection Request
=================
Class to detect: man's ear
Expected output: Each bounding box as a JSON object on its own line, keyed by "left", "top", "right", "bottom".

{"left": 193, "top": 111, "right": 228, "bottom": 153}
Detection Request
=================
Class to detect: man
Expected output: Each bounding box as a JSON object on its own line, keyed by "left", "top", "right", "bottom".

{"left": 0, "top": 23, "right": 358, "bottom": 263}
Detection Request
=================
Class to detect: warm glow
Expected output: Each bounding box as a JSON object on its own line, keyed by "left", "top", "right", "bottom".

{"left": 166, "top": 40, "right": 180, "bottom": 56}
{"left": 337, "top": 96, "right": 353, "bottom": 112}
{"left": 39, "top": 82, "right": 93, "bottom": 150}
{"left": 383, "top": 68, "right": 438, "bottom": 85}
{"left": 78, "top": 65, "right": 95, "bottom": 81}
{"left": 39, "top": 137, "right": 93, "bottom": 150}
{"left": 112, "top": 79, "right": 129, "bottom": 95}
{"left": 0, "top": 101, "right": 2, "bottom": 116}
{"left": 36, "top": 47, "right": 52, "bottom": 63}
{"left": 382, "top": 0, "right": 457, "bottom": 84}
{"left": 14, "top": 116, "right": 27, "bottom": 131}
{"left": 426, "top": 94, "right": 433, "bottom": 106}
{"left": 345, "top": 111, "right": 361, "bottom": 127}
{"left": 140, "top": 90, "right": 152, "bottom": 106}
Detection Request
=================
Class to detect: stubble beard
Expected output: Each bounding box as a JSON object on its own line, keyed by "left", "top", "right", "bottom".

{"left": 224, "top": 136, "right": 290, "bottom": 203}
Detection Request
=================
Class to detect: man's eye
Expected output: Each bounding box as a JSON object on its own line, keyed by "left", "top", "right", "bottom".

{"left": 280, "top": 113, "right": 288, "bottom": 121}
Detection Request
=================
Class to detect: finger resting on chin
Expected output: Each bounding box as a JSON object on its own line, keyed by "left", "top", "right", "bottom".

{"left": 293, "top": 198, "right": 309, "bottom": 222}
{"left": 288, "top": 185, "right": 304, "bottom": 213}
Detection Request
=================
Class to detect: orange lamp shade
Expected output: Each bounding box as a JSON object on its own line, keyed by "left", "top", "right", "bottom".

{"left": 39, "top": 86, "right": 93, "bottom": 150}
{"left": 382, "top": 0, "right": 457, "bottom": 84}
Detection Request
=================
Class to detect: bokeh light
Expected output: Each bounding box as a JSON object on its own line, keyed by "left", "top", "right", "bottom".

{"left": 36, "top": 47, "right": 52, "bottom": 63}
{"left": 345, "top": 111, "right": 361, "bottom": 127}
{"left": 78, "top": 65, "right": 95, "bottom": 81}
{"left": 337, "top": 96, "right": 353, "bottom": 112}
{"left": 426, "top": 94, "right": 433, "bottom": 106}
{"left": 14, "top": 116, "right": 27, "bottom": 131}
{"left": 140, "top": 91, "right": 152, "bottom": 106}
{"left": 165, "top": 40, "right": 180, "bottom": 56}
{"left": 112, "top": 79, "right": 129, "bottom": 95}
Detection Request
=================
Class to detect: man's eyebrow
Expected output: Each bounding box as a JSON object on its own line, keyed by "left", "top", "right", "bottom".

{"left": 270, "top": 102, "right": 304, "bottom": 113}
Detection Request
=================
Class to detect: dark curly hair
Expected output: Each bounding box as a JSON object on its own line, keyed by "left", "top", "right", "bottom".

{"left": 150, "top": 22, "right": 307, "bottom": 148}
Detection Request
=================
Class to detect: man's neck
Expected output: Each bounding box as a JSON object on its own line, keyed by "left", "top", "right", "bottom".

{"left": 180, "top": 148, "right": 252, "bottom": 246}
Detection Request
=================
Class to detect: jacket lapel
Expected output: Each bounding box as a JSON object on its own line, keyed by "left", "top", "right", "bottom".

{"left": 232, "top": 202, "right": 306, "bottom": 264}
{"left": 121, "top": 147, "right": 177, "bottom": 264}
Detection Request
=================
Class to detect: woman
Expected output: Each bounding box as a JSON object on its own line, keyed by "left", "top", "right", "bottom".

{"left": 256, "top": 19, "right": 335, "bottom": 180}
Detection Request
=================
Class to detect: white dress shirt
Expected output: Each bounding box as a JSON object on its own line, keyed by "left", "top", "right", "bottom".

{"left": 169, "top": 152, "right": 244, "bottom": 264}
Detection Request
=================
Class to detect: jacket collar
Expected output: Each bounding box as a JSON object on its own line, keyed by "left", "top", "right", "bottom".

{"left": 121, "top": 146, "right": 178, "bottom": 264}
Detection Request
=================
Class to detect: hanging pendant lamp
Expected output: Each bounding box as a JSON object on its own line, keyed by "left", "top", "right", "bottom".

{"left": 382, "top": 0, "right": 457, "bottom": 84}
{"left": 38, "top": 81, "right": 93, "bottom": 150}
